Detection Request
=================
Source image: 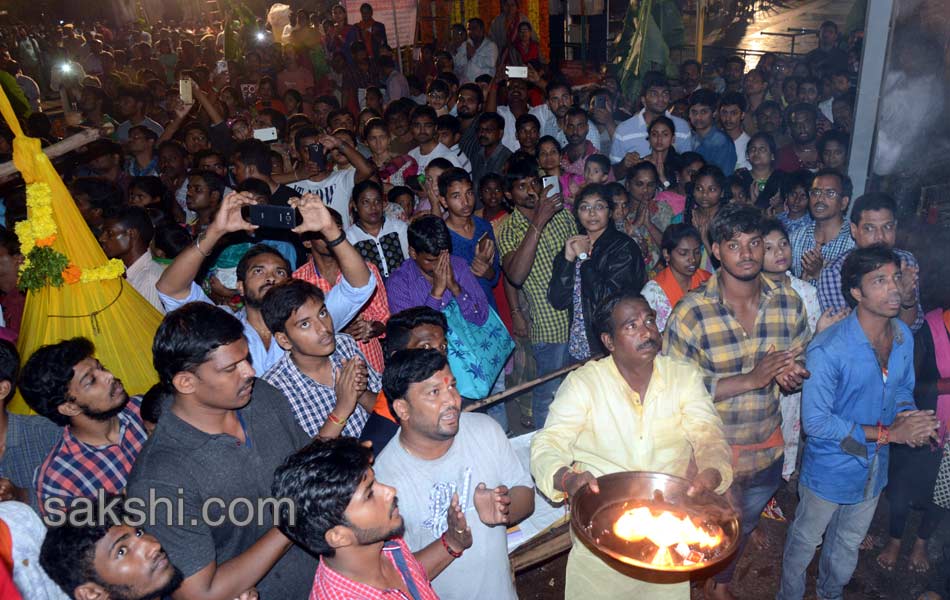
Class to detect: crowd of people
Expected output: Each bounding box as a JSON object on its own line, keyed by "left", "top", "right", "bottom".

{"left": 0, "top": 7, "right": 946, "bottom": 600}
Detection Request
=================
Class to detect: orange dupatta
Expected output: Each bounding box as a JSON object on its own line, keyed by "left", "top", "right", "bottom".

{"left": 652, "top": 267, "right": 712, "bottom": 309}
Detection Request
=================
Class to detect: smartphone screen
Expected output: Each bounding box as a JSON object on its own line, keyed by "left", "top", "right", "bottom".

{"left": 505, "top": 65, "right": 528, "bottom": 79}
{"left": 252, "top": 127, "right": 278, "bottom": 142}
{"left": 179, "top": 80, "right": 193, "bottom": 104}
{"left": 242, "top": 205, "right": 298, "bottom": 229}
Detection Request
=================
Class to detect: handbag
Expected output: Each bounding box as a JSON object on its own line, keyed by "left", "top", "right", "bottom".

{"left": 442, "top": 299, "right": 515, "bottom": 399}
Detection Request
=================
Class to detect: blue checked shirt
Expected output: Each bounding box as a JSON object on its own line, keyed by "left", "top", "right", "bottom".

{"left": 261, "top": 335, "right": 382, "bottom": 438}
{"left": 817, "top": 247, "right": 924, "bottom": 332}
{"left": 789, "top": 220, "right": 854, "bottom": 283}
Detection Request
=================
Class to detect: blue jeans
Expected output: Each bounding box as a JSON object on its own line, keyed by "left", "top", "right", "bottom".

{"left": 485, "top": 370, "right": 509, "bottom": 433}
{"left": 531, "top": 342, "right": 570, "bottom": 429}
{"left": 713, "top": 458, "right": 784, "bottom": 584}
{"left": 777, "top": 485, "right": 880, "bottom": 600}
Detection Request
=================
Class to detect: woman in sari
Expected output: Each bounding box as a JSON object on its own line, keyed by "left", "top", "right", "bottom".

{"left": 641, "top": 224, "right": 711, "bottom": 331}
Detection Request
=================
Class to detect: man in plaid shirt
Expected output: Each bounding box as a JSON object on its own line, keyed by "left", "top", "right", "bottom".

{"left": 789, "top": 169, "right": 855, "bottom": 284}
{"left": 664, "top": 205, "right": 810, "bottom": 600}
{"left": 816, "top": 192, "right": 923, "bottom": 332}
{"left": 261, "top": 279, "right": 382, "bottom": 440}
{"left": 19, "top": 338, "right": 148, "bottom": 520}
{"left": 498, "top": 156, "right": 575, "bottom": 428}
{"left": 273, "top": 436, "right": 472, "bottom": 600}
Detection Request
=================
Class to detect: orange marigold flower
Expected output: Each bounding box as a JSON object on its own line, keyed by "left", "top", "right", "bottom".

{"left": 62, "top": 264, "right": 82, "bottom": 284}
{"left": 35, "top": 234, "right": 57, "bottom": 247}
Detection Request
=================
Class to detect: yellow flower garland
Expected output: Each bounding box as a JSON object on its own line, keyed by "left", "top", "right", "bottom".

{"left": 15, "top": 182, "right": 126, "bottom": 291}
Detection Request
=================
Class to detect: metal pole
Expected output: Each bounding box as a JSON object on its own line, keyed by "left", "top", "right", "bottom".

{"left": 849, "top": 0, "right": 895, "bottom": 198}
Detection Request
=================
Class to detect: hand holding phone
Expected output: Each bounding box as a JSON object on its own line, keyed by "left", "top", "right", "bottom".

{"left": 242, "top": 204, "right": 299, "bottom": 229}
{"left": 308, "top": 143, "right": 327, "bottom": 171}
{"left": 505, "top": 66, "right": 528, "bottom": 79}
{"left": 253, "top": 127, "right": 278, "bottom": 142}
{"left": 179, "top": 79, "right": 193, "bottom": 105}
{"left": 541, "top": 175, "right": 561, "bottom": 196}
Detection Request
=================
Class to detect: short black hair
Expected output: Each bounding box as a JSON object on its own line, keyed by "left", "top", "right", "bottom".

{"left": 261, "top": 279, "right": 326, "bottom": 335}
{"left": 108, "top": 206, "right": 156, "bottom": 245}
{"left": 841, "top": 246, "right": 901, "bottom": 309}
{"left": 153, "top": 224, "right": 192, "bottom": 259}
{"left": 457, "top": 83, "right": 484, "bottom": 105}
{"left": 811, "top": 167, "right": 853, "bottom": 199}
{"left": 477, "top": 111, "right": 505, "bottom": 131}
{"left": 850, "top": 192, "right": 897, "bottom": 226}
{"left": 408, "top": 215, "right": 452, "bottom": 255}
{"left": 781, "top": 169, "right": 813, "bottom": 200}
{"left": 69, "top": 178, "right": 123, "bottom": 219}
{"left": 272, "top": 437, "right": 374, "bottom": 557}
{"left": 20, "top": 338, "right": 95, "bottom": 426}
{"left": 117, "top": 84, "right": 149, "bottom": 104}
{"left": 293, "top": 126, "right": 321, "bottom": 153}
{"left": 236, "top": 177, "right": 272, "bottom": 200}
{"left": 128, "top": 124, "right": 159, "bottom": 142}
{"left": 383, "top": 307, "right": 448, "bottom": 356}
{"left": 593, "top": 291, "right": 650, "bottom": 338}
{"left": 382, "top": 349, "right": 448, "bottom": 411}
{"left": 641, "top": 70, "right": 670, "bottom": 94}
{"left": 388, "top": 185, "right": 413, "bottom": 204}
{"left": 515, "top": 113, "right": 540, "bottom": 132}
{"left": 410, "top": 104, "right": 438, "bottom": 124}
{"left": 505, "top": 154, "right": 540, "bottom": 192}
{"left": 688, "top": 89, "right": 718, "bottom": 110}
{"left": 436, "top": 114, "right": 460, "bottom": 135}
{"left": 0, "top": 340, "right": 19, "bottom": 402}
{"left": 708, "top": 204, "right": 763, "bottom": 246}
{"left": 234, "top": 139, "right": 273, "bottom": 176}
{"left": 40, "top": 512, "right": 128, "bottom": 597}
{"left": 785, "top": 102, "right": 818, "bottom": 124}
{"left": 437, "top": 167, "right": 471, "bottom": 198}
{"left": 759, "top": 217, "right": 789, "bottom": 240}
{"left": 545, "top": 80, "right": 571, "bottom": 98}
{"left": 660, "top": 223, "right": 703, "bottom": 254}
{"left": 564, "top": 106, "right": 587, "bottom": 122}
{"left": 153, "top": 303, "right": 245, "bottom": 385}
{"left": 427, "top": 78, "right": 450, "bottom": 97}
{"left": 719, "top": 91, "right": 746, "bottom": 112}
{"left": 236, "top": 244, "right": 290, "bottom": 284}
{"left": 585, "top": 154, "right": 610, "bottom": 174}
{"left": 157, "top": 139, "right": 188, "bottom": 160}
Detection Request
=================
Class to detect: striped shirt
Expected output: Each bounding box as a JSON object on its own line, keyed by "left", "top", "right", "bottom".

{"left": 663, "top": 273, "right": 810, "bottom": 477}
{"left": 310, "top": 537, "right": 439, "bottom": 600}
{"left": 497, "top": 208, "right": 576, "bottom": 344}
{"left": 789, "top": 219, "right": 854, "bottom": 282}
{"left": 261, "top": 335, "right": 382, "bottom": 438}
{"left": 817, "top": 247, "right": 923, "bottom": 332}
{"left": 35, "top": 396, "right": 147, "bottom": 517}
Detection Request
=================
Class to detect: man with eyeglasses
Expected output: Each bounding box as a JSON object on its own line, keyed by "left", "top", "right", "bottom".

{"left": 817, "top": 192, "right": 922, "bottom": 331}
{"left": 790, "top": 168, "right": 855, "bottom": 284}
{"left": 610, "top": 71, "right": 691, "bottom": 180}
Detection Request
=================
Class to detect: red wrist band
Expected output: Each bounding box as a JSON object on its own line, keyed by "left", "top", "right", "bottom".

{"left": 440, "top": 533, "right": 463, "bottom": 558}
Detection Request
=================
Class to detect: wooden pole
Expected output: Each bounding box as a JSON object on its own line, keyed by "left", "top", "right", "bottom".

{"left": 462, "top": 357, "right": 595, "bottom": 413}
{"left": 0, "top": 129, "right": 101, "bottom": 179}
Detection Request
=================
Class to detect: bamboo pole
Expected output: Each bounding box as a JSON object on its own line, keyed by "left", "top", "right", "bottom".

{"left": 0, "top": 129, "right": 100, "bottom": 179}
{"left": 462, "top": 357, "right": 596, "bottom": 413}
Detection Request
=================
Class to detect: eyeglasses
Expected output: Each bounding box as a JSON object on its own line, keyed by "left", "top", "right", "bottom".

{"left": 808, "top": 188, "right": 840, "bottom": 199}
{"left": 577, "top": 203, "right": 609, "bottom": 214}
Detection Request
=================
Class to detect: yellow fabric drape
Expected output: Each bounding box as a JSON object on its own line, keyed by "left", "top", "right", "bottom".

{"left": 0, "top": 87, "right": 162, "bottom": 414}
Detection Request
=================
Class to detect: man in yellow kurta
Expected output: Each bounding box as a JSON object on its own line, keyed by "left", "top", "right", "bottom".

{"left": 530, "top": 292, "right": 734, "bottom": 599}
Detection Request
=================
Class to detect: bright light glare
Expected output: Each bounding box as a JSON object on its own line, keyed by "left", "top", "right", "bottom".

{"left": 256, "top": 32, "right": 266, "bottom": 41}
{"left": 60, "top": 63, "right": 73, "bottom": 74}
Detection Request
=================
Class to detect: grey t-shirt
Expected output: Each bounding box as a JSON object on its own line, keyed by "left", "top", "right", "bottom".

{"left": 374, "top": 413, "right": 532, "bottom": 600}
{"left": 126, "top": 380, "right": 315, "bottom": 599}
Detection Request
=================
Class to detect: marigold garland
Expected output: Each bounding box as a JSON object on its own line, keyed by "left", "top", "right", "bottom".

{"left": 15, "top": 182, "right": 126, "bottom": 292}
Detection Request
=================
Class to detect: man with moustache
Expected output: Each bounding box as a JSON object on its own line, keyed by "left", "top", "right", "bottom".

{"left": 663, "top": 205, "right": 810, "bottom": 600}
{"left": 274, "top": 436, "right": 470, "bottom": 599}
{"left": 20, "top": 339, "right": 148, "bottom": 519}
{"left": 531, "top": 291, "right": 733, "bottom": 599}
{"left": 469, "top": 112, "right": 511, "bottom": 196}
{"left": 777, "top": 247, "right": 939, "bottom": 600}
{"left": 790, "top": 169, "right": 855, "bottom": 285}
{"left": 531, "top": 81, "right": 603, "bottom": 154}
{"left": 374, "top": 349, "right": 534, "bottom": 599}
{"left": 156, "top": 192, "right": 375, "bottom": 375}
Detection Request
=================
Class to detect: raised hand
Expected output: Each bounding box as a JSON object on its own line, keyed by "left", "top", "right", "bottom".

{"left": 431, "top": 251, "right": 450, "bottom": 298}
{"left": 564, "top": 235, "right": 591, "bottom": 261}
{"left": 533, "top": 185, "right": 563, "bottom": 229}
{"left": 209, "top": 192, "right": 259, "bottom": 237}
{"left": 815, "top": 306, "right": 849, "bottom": 334}
{"left": 801, "top": 246, "right": 824, "bottom": 281}
{"left": 622, "top": 151, "right": 642, "bottom": 169}
{"left": 290, "top": 193, "right": 339, "bottom": 236}
{"left": 333, "top": 358, "right": 365, "bottom": 417}
{"left": 898, "top": 260, "right": 919, "bottom": 307}
{"left": 473, "top": 483, "right": 512, "bottom": 526}
{"left": 344, "top": 317, "right": 374, "bottom": 342}
{"left": 444, "top": 492, "right": 473, "bottom": 553}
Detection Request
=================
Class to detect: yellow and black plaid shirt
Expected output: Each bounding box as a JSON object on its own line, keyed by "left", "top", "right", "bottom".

{"left": 663, "top": 272, "right": 810, "bottom": 478}
{"left": 498, "top": 208, "right": 576, "bottom": 344}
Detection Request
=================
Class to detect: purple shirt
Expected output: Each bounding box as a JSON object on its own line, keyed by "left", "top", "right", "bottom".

{"left": 386, "top": 256, "right": 489, "bottom": 325}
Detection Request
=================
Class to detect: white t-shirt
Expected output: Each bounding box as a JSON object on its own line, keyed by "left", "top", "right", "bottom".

{"left": 374, "top": 413, "right": 532, "bottom": 600}
{"left": 497, "top": 105, "right": 521, "bottom": 153}
{"left": 733, "top": 131, "right": 751, "bottom": 171}
{"left": 287, "top": 168, "right": 357, "bottom": 231}
{"left": 408, "top": 142, "right": 462, "bottom": 172}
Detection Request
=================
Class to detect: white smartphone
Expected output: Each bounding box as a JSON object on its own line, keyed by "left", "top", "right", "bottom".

{"left": 505, "top": 65, "right": 528, "bottom": 79}
{"left": 252, "top": 127, "right": 278, "bottom": 142}
{"left": 179, "top": 79, "right": 193, "bottom": 104}
{"left": 541, "top": 175, "right": 561, "bottom": 196}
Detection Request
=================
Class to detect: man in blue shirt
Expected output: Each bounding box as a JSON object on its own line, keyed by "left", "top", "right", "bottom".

{"left": 157, "top": 192, "right": 376, "bottom": 375}
{"left": 687, "top": 89, "right": 737, "bottom": 175}
{"left": 777, "top": 247, "right": 939, "bottom": 600}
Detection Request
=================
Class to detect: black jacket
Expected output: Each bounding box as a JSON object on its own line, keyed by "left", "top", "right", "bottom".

{"left": 548, "top": 226, "right": 646, "bottom": 356}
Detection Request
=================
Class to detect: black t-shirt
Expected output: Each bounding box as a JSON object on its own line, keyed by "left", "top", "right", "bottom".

{"left": 126, "top": 381, "right": 315, "bottom": 599}
{"left": 270, "top": 184, "right": 300, "bottom": 206}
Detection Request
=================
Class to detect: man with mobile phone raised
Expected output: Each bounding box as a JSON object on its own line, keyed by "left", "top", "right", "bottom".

{"left": 284, "top": 126, "right": 377, "bottom": 231}
{"left": 156, "top": 192, "right": 375, "bottom": 375}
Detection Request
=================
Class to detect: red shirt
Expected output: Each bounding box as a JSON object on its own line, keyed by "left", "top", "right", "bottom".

{"left": 310, "top": 538, "right": 440, "bottom": 600}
